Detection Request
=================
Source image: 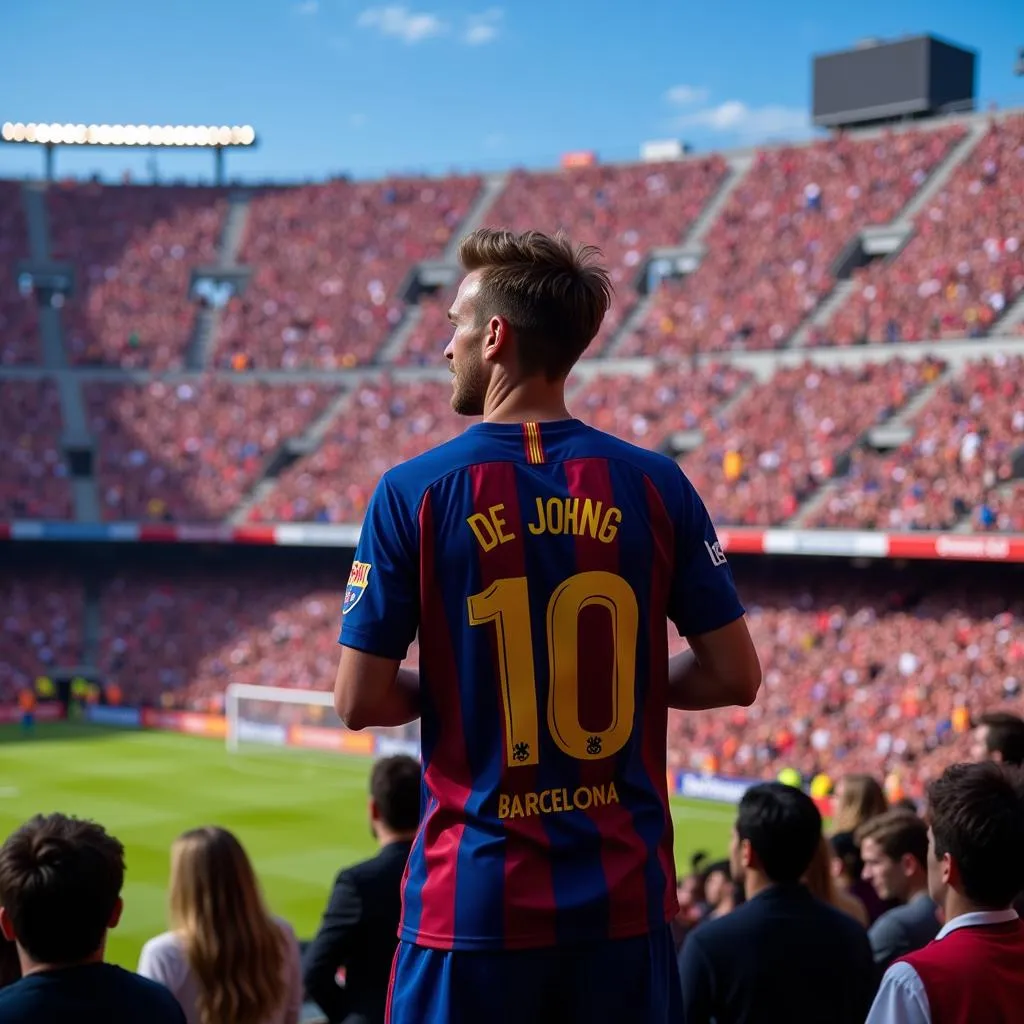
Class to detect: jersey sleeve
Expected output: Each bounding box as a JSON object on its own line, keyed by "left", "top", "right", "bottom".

{"left": 338, "top": 473, "right": 419, "bottom": 661}
{"left": 667, "top": 469, "right": 745, "bottom": 638}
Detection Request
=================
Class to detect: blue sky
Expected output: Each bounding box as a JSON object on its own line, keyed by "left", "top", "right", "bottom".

{"left": 1, "top": 0, "right": 1022, "bottom": 183}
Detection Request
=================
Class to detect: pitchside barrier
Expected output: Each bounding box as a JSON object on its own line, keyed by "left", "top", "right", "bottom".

{"left": 66, "top": 701, "right": 821, "bottom": 808}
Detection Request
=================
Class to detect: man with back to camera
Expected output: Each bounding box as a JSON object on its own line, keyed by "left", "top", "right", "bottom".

{"left": 303, "top": 754, "right": 419, "bottom": 1024}
{"left": 866, "top": 761, "right": 1024, "bottom": 1024}
{"left": 0, "top": 812, "right": 186, "bottom": 1024}
{"left": 677, "top": 782, "right": 876, "bottom": 1024}
{"left": 857, "top": 810, "right": 940, "bottom": 970}
{"left": 333, "top": 228, "right": 762, "bottom": 1024}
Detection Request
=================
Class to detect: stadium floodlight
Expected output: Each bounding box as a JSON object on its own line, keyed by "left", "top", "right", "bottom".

{"left": 1, "top": 120, "right": 257, "bottom": 184}
{"left": 1, "top": 120, "right": 257, "bottom": 148}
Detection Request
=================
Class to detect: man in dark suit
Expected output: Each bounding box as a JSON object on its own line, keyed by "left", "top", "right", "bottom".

{"left": 677, "top": 783, "right": 876, "bottom": 1024}
{"left": 303, "top": 755, "right": 419, "bottom": 1024}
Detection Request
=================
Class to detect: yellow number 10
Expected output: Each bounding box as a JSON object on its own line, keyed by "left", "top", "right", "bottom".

{"left": 467, "top": 570, "right": 639, "bottom": 767}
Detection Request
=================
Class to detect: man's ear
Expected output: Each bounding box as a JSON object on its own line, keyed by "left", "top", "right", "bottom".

{"left": 0, "top": 906, "right": 16, "bottom": 943}
{"left": 483, "top": 315, "right": 509, "bottom": 362}
{"left": 108, "top": 897, "right": 124, "bottom": 931}
{"left": 740, "top": 838, "right": 755, "bottom": 871}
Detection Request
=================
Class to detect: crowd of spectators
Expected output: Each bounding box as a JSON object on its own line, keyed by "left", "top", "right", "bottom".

{"left": 0, "top": 181, "right": 37, "bottom": 366}
{"left": 215, "top": 176, "right": 481, "bottom": 370}
{"left": 824, "top": 115, "right": 1024, "bottom": 345}
{"left": 86, "top": 379, "right": 334, "bottom": 521}
{"left": 249, "top": 377, "right": 463, "bottom": 524}
{"left": 570, "top": 361, "right": 752, "bottom": 450}
{"left": 681, "top": 358, "right": 946, "bottom": 526}
{"left": 666, "top": 574, "right": 1022, "bottom": 803}
{"left": 619, "top": 126, "right": 965, "bottom": 357}
{"left": 0, "top": 575, "right": 82, "bottom": 702}
{"left": 0, "top": 380, "right": 72, "bottom": 519}
{"left": 481, "top": 158, "right": 729, "bottom": 353}
{"left": 98, "top": 567, "right": 419, "bottom": 709}
{"left": 47, "top": 183, "right": 227, "bottom": 368}
{"left": 810, "top": 356, "right": 1024, "bottom": 532}
{"left": 81, "top": 561, "right": 1020, "bottom": 799}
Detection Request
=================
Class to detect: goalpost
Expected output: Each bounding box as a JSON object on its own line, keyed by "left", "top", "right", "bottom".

{"left": 224, "top": 683, "right": 420, "bottom": 758}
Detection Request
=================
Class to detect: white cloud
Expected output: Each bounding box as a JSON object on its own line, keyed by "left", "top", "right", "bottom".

{"left": 464, "top": 7, "right": 503, "bottom": 45}
{"left": 665, "top": 84, "right": 709, "bottom": 107}
{"left": 294, "top": 0, "right": 319, "bottom": 14}
{"left": 357, "top": 5, "right": 446, "bottom": 43}
{"left": 674, "top": 100, "right": 810, "bottom": 141}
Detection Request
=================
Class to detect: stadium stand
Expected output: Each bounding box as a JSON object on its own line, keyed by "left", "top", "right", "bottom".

{"left": 810, "top": 355, "right": 1024, "bottom": 531}
{"left": 666, "top": 573, "right": 1023, "bottom": 801}
{"left": 479, "top": 157, "right": 729, "bottom": 354}
{"left": 0, "top": 181, "right": 37, "bottom": 365}
{"left": 85, "top": 379, "right": 335, "bottom": 521}
{"left": 619, "top": 125, "right": 966, "bottom": 356}
{"left": 824, "top": 115, "right": 1024, "bottom": 344}
{"left": 47, "top": 183, "right": 227, "bottom": 368}
{"left": 0, "top": 379, "right": 72, "bottom": 519}
{"left": 680, "top": 357, "right": 947, "bottom": 526}
{"left": 570, "top": 361, "right": 752, "bottom": 449}
{"left": 215, "top": 176, "right": 481, "bottom": 369}
{"left": 86, "top": 561, "right": 1020, "bottom": 800}
{"left": 0, "top": 574, "right": 83, "bottom": 701}
{"left": 248, "top": 376, "right": 465, "bottom": 524}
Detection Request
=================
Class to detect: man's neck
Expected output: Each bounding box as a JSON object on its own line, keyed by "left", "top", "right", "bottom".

{"left": 19, "top": 948, "right": 104, "bottom": 978}
{"left": 903, "top": 878, "right": 931, "bottom": 904}
{"left": 943, "top": 890, "right": 1004, "bottom": 924}
{"left": 744, "top": 870, "right": 774, "bottom": 901}
{"left": 482, "top": 376, "right": 570, "bottom": 424}
{"left": 376, "top": 828, "right": 416, "bottom": 850}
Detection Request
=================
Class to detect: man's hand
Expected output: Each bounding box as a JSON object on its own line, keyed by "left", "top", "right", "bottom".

{"left": 667, "top": 617, "right": 761, "bottom": 711}
{"left": 334, "top": 646, "right": 421, "bottom": 730}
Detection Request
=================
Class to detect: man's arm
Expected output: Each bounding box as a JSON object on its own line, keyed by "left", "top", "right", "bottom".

{"left": 668, "top": 618, "right": 761, "bottom": 711}
{"left": 334, "top": 649, "right": 420, "bottom": 731}
{"left": 677, "top": 933, "right": 716, "bottom": 1024}
{"left": 301, "top": 873, "right": 362, "bottom": 1023}
{"left": 334, "top": 474, "right": 419, "bottom": 730}
{"left": 864, "top": 961, "right": 931, "bottom": 1024}
{"left": 663, "top": 469, "right": 761, "bottom": 711}
{"left": 868, "top": 914, "right": 908, "bottom": 968}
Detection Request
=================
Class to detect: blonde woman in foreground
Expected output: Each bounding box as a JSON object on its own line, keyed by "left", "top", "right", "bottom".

{"left": 138, "top": 826, "right": 302, "bottom": 1024}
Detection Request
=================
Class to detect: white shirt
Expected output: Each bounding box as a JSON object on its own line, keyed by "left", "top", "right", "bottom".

{"left": 138, "top": 917, "right": 302, "bottom": 1024}
{"left": 864, "top": 909, "right": 1020, "bottom": 1024}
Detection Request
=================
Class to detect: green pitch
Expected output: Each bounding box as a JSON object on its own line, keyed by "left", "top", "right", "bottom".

{"left": 0, "top": 723, "right": 733, "bottom": 968}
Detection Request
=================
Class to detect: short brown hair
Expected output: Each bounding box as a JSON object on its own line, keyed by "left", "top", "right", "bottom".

{"left": 0, "top": 813, "right": 124, "bottom": 964}
{"left": 928, "top": 761, "right": 1024, "bottom": 908}
{"left": 458, "top": 227, "right": 612, "bottom": 379}
{"left": 370, "top": 754, "right": 421, "bottom": 833}
{"left": 855, "top": 809, "right": 928, "bottom": 869}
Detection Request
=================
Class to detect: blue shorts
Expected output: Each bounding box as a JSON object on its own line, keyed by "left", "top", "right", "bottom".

{"left": 20, "top": 713, "right": 33, "bottom": 728}
{"left": 386, "top": 926, "right": 682, "bottom": 1024}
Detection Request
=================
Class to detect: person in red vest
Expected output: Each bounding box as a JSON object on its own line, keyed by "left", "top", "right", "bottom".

{"left": 865, "top": 761, "right": 1024, "bottom": 1024}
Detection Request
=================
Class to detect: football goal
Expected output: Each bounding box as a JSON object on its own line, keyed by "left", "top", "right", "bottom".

{"left": 224, "top": 683, "right": 419, "bottom": 758}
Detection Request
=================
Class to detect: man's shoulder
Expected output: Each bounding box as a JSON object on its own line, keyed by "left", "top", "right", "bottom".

{"left": 574, "top": 424, "right": 683, "bottom": 479}
{"left": 379, "top": 428, "right": 480, "bottom": 499}
{"left": 338, "top": 842, "right": 411, "bottom": 887}
{"left": 0, "top": 964, "right": 184, "bottom": 1020}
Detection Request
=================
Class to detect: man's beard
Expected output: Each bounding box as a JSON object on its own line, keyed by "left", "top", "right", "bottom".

{"left": 450, "top": 358, "right": 487, "bottom": 417}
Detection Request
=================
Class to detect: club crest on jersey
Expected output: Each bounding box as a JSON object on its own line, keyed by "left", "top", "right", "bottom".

{"left": 342, "top": 561, "right": 371, "bottom": 614}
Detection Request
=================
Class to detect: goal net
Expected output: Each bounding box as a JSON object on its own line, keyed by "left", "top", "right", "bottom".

{"left": 224, "top": 684, "right": 420, "bottom": 759}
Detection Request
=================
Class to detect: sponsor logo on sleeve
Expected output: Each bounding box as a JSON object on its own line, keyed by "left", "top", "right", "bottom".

{"left": 342, "top": 561, "right": 371, "bottom": 614}
{"left": 705, "top": 539, "right": 727, "bottom": 566}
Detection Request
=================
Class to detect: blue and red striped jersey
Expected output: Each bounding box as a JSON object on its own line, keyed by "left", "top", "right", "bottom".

{"left": 339, "top": 418, "right": 744, "bottom": 951}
